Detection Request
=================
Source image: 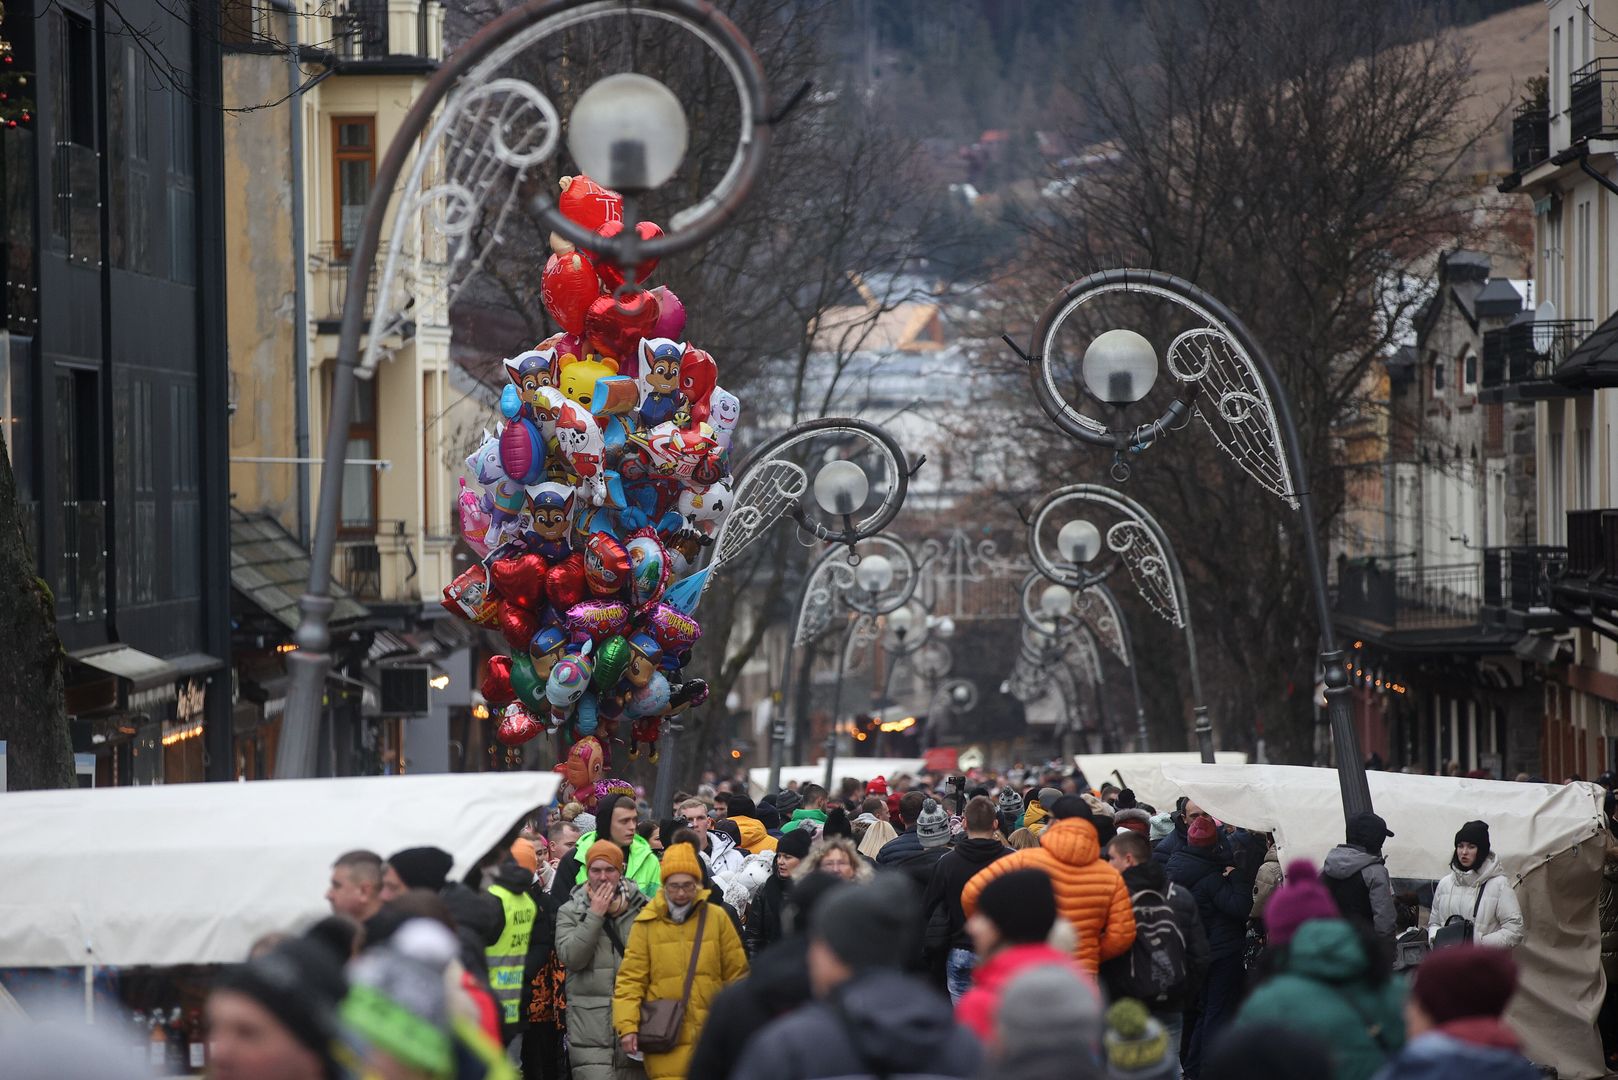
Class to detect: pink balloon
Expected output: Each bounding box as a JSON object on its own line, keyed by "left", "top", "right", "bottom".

{"left": 651, "top": 286, "right": 686, "bottom": 341}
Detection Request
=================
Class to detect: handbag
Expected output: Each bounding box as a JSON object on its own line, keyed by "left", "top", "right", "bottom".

{"left": 1432, "top": 876, "right": 1489, "bottom": 949}
{"left": 637, "top": 903, "right": 707, "bottom": 1054}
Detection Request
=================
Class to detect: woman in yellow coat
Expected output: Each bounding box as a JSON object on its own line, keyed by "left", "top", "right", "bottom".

{"left": 612, "top": 843, "right": 748, "bottom": 1079}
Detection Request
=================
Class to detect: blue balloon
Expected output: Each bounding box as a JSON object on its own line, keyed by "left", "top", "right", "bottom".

{"left": 663, "top": 570, "right": 707, "bottom": 615}
{"left": 500, "top": 383, "right": 521, "bottom": 419}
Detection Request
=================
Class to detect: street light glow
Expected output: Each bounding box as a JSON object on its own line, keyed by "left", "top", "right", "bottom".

{"left": 1082, "top": 328, "right": 1158, "bottom": 404}
{"left": 567, "top": 73, "right": 689, "bottom": 192}
{"left": 812, "top": 459, "right": 870, "bottom": 516}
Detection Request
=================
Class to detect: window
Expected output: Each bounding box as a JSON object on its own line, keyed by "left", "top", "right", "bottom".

{"left": 339, "top": 375, "right": 378, "bottom": 533}
{"left": 169, "top": 89, "right": 196, "bottom": 284}
{"left": 1576, "top": 425, "right": 1592, "bottom": 510}
{"left": 332, "top": 117, "right": 375, "bottom": 255}
{"left": 1577, "top": 200, "right": 1592, "bottom": 320}
{"left": 55, "top": 367, "right": 104, "bottom": 617}
{"left": 1462, "top": 351, "right": 1478, "bottom": 394}
{"left": 109, "top": 41, "right": 155, "bottom": 273}
{"left": 1433, "top": 357, "right": 1445, "bottom": 394}
{"left": 1548, "top": 431, "right": 1565, "bottom": 545}
{"left": 64, "top": 14, "right": 95, "bottom": 147}
{"left": 1554, "top": 27, "right": 1563, "bottom": 116}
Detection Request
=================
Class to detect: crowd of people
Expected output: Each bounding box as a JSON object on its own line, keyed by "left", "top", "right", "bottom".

{"left": 50, "top": 765, "right": 1612, "bottom": 1080}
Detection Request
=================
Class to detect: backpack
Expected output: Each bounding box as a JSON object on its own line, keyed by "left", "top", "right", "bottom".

{"left": 1107, "top": 888, "right": 1189, "bottom": 1006}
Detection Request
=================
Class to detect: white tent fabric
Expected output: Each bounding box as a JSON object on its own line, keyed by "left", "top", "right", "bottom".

{"left": 0, "top": 773, "right": 558, "bottom": 969}
{"left": 748, "top": 758, "right": 925, "bottom": 797}
{"left": 1160, "top": 764, "right": 1607, "bottom": 1079}
{"left": 1074, "top": 752, "right": 1248, "bottom": 811}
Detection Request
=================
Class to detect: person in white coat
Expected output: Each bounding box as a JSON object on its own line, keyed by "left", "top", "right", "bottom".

{"left": 1428, "top": 820, "right": 1524, "bottom": 948}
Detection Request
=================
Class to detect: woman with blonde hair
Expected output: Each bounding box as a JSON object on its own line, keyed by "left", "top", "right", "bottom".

{"left": 856, "top": 819, "right": 898, "bottom": 863}
{"left": 795, "top": 836, "right": 873, "bottom": 883}
{"left": 1006, "top": 828, "right": 1039, "bottom": 850}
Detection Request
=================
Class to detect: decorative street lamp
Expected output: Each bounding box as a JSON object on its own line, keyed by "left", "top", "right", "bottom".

{"left": 278, "top": 0, "right": 772, "bottom": 781}
{"left": 1027, "top": 485, "right": 1210, "bottom": 760}
{"left": 1012, "top": 267, "right": 1371, "bottom": 817}
{"left": 875, "top": 600, "right": 954, "bottom": 746}
{"left": 1018, "top": 571, "right": 1149, "bottom": 753}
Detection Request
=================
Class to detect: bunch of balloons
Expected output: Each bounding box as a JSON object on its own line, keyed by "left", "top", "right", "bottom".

{"left": 441, "top": 175, "right": 739, "bottom": 807}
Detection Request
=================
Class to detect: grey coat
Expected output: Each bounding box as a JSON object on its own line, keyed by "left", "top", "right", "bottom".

{"left": 1322, "top": 844, "right": 1397, "bottom": 938}
{"left": 555, "top": 882, "right": 649, "bottom": 1080}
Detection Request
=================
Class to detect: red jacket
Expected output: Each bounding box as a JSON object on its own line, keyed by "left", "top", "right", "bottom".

{"left": 955, "top": 943, "right": 1094, "bottom": 1041}
{"left": 961, "top": 817, "right": 1137, "bottom": 973}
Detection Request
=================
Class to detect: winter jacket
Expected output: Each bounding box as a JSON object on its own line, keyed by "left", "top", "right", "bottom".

{"left": 441, "top": 882, "right": 504, "bottom": 985}
{"left": 876, "top": 827, "right": 924, "bottom": 867}
{"left": 921, "top": 837, "right": 1010, "bottom": 952}
{"left": 1022, "top": 800, "right": 1051, "bottom": 837}
{"left": 1371, "top": 1017, "right": 1540, "bottom": 1080}
{"left": 1323, "top": 844, "right": 1398, "bottom": 939}
{"left": 955, "top": 942, "right": 1087, "bottom": 1041}
{"left": 961, "top": 817, "right": 1137, "bottom": 974}
{"left": 1103, "top": 860, "right": 1210, "bottom": 1011}
{"left": 554, "top": 882, "right": 648, "bottom": 1080}
{"left": 728, "top": 814, "right": 778, "bottom": 854}
{"left": 742, "top": 870, "right": 791, "bottom": 958}
{"left": 1151, "top": 822, "right": 1188, "bottom": 867}
{"left": 1237, "top": 918, "right": 1405, "bottom": 1080}
{"left": 611, "top": 889, "right": 749, "bottom": 1080}
{"left": 1602, "top": 838, "right": 1618, "bottom": 982}
{"left": 1252, "top": 848, "right": 1282, "bottom": 919}
{"left": 780, "top": 808, "right": 828, "bottom": 834}
{"left": 1427, "top": 854, "right": 1523, "bottom": 948}
{"left": 687, "top": 933, "right": 812, "bottom": 1080}
{"left": 560, "top": 832, "right": 662, "bottom": 901}
{"left": 1166, "top": 840, "right": 1254, "bottom": 960}
{"left": 732, "top": 967, "right": 983, "bottom": 1080}
{"left": 702, "top": 829, "right": 746, "bottom": 879}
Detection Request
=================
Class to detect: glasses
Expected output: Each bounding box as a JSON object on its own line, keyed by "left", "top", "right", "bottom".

{"left": 664, "top": 880, "right": 698, "bottom": 894}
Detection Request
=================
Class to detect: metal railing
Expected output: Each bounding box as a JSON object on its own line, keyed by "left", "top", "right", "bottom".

{"left": 1566, "top": 509, "right": 1618, "bottom": 579}
{"left": 311, "top": 241, "right": 386, "bottom": 322}
{"left": 336, "top": 518, "right": 417, "bottom": 602}
{"left": 59, "top": 499, "right": 106, "bottom": 620}
{"left": 1481, "top": 319, "right": 1593, "bottom": 390}
{"left": 1336, "top": 559, "right": 1482, "bottom": 629}
{"left": 331, "top": 0, "right": 433, "bottom": 59}
{"left": 1482, "top": 545, "right": 1566, "bottom": 611}
{"left": 1572, "top": 59, "right": 1618, "bottom": 143}
{"left": 1512, "top": 102, "right": 1549, "bottom": 172}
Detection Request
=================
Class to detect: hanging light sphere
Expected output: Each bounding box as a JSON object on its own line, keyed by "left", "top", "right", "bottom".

{"left": 1057, "top": 519, "right": 1103, "bottom": 565}
{"left": 567, "top": 73, "right": 690, "bottom": 193}
{"left": 887, "top": 606, "right": 914, "bottom": 638}
{"left": 812, "top": 460, "right": 870, "bottom": 516}
{"left": 854, "top": 554, "right": 894, "bottom": 594}
{"left": 1040, "top": 583, "right": 1074, "bottom": 617}
{"left": 1082, "top": 328, "right": 1159, "bottom": 405}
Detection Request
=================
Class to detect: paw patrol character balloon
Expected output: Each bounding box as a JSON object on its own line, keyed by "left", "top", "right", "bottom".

{"left": 527, "top": 626, "right": 568, "bottom": 680}
{"left": 636, "top": 338, "right": 687, "bottom": 429}
{"left": 524, "top": 482, "right": 575, "bottom": 561}
{"left": 502, "top": 348, "right": 557, "bottom": 417}
{"left": 545, "top": 651, "right": 594, "bottom": 728}
{"left": 624, "top": 633, "right": 664, "bottom": 688}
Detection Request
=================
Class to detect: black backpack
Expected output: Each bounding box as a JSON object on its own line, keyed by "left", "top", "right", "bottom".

{"left": 1107, "top": 888, "right": 1189, "bottom": 1006}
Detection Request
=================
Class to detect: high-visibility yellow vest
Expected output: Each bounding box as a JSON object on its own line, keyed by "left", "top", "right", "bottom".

{"left": 485, "top": 884, "right": 537, "bottom": 1029}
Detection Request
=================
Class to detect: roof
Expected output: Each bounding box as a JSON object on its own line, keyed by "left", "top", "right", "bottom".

{"left": 810, "top": 301, "right": 945, "bottom": 354}
{"left": 1475, "top": 277, "right": 1525, "bottom": 319}
{"left": 1554, "top": 308, "right": 1618, "bottom": 390}
{"left": 231, "top": 509, "right": 369, "bottom": 630}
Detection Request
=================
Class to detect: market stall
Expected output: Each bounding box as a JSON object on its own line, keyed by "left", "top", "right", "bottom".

{"left": 748, "top": 758, "right": 927, "bottom": 798}
{"left": 1073, "top": 751, "right": 1249, "bottom": 810}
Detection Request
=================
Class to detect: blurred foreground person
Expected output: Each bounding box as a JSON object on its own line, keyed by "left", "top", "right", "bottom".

{"left": 980, "top": 965, "right": 1104, "bottom": 1080}
{"left": 208, "top": 937, "right": 347, "bottom": 1080}
{"left": 1375, "top": 945, "right": 1539, "bottom": 1080}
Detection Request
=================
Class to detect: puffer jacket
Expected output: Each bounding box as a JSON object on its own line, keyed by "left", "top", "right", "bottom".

{"left": 1237, "top": 918, "right": 1405, "bottom": 1080}
{"left": 780, "top": 808, "right": 827, "bottom": 834}
{"left": 554, "top": 882, "right": 648, "bottom": 1080}
{"left": 702, "top": 828, "right": 746, "bottom": 879}
{"left": 742, "top": 870, "right": 791, "bottom": 958}
{"left": 728, "top": 814, "right": 778, "bottom": 853}
{"left": 961, "top": 817, "right": 1137, "bottom": 973}
{"left": 1022, "top": 800, "right": 1051, "bottom": 837}
{"left": 1427, "top": 854, "right": 1523, "bottom": 948}
{"left": 610, "top": 889, "right": 749, "bottom": 1080}
{"left": 1166, "top": 839, "right": 1254, "bottom": 960}
{"left": 565, "top": 831, "right": 662, "bottom": 900}
{"left": 1252, "top": 847, "right": 1282, "bottom": 918}
{"left": 955, "top": 942, "right": 1088, "bottom": 1040}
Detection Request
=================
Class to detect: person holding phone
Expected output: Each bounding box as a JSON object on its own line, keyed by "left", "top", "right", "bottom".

{"left": 554, "top": 840, "right": 649, "bottom": 1080}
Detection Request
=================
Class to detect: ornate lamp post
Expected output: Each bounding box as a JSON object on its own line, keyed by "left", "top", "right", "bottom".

{"left": 1014, "top": 267, "right": 1371, "bottom": 816}
{"left": 1021, "top": 572, "right": 1149, "bottom": 752}
{"left": 1026, "top": 484, "right": 1209, "bottom": 759}
{"left": 278, "top": 0, "right": 771, "bottom": 780}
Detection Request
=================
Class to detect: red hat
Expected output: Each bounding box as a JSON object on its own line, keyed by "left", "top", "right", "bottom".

{"left": 1188, "top": 816, "right": 1219, "bottom": 848}
{"left": 886, "top": 792, "right": 902, "bottom": 820}
{"left": 1413, "top": 944, "right": 1519, "bottom": 1024}
{"left": 866, "top": 776, "right": 889, "bottom": 796}
{"left": 1264, "top": 860, "right": 1339, "bottom": 947}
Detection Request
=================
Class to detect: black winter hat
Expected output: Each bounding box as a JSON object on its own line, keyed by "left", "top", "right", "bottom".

{"left": 775, "top": 788, "right": 803, "bottom": 815}
{"left": 823, "top": 806, "right": 853, "bottom": 839}
{"left": 975, "top": 869, "right": 1057, "bottom": 945}
{"left": 1453, "top": 820, "right": 1492, "bottom": 868}
{"left": 724, "top": 794, "right": 757, "bottom": 820}
{"left": 212, "top": 937, "right": 347, "bottom": 1061}
{"left": 386, "top": 847, "right": 454, "bottom": 892}
{"left": 1052, "top": 794, "right": 1093, "bottom": 821}
{"left": 776, "top": 828, "right": 814, "bottom": 859}
{"left": 811, "top": 874, "right": 917, "bottom": 971}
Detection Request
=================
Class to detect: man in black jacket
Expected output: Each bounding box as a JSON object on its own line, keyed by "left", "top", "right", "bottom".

{"left": 1321, "top": 811, "right": 1397, "bottom": 941}
{"left": 922, "top": 795, "right": 1009, "bottom": 1000}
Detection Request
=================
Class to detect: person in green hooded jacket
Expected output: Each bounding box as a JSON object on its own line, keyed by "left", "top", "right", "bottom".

{"left": 1236, "top": 860, "right": 1404, "bottom": 1080}
{"left": 549, "top": 793, "right": 661, "bottom": 901}
{"left": 779, "top": 783, "right": 829, "bottom": 835}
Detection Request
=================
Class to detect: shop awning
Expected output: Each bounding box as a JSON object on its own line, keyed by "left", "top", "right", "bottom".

{"left": 69, "top": 645, "right": 176, "bottom": 692}
{"left": 0, "top": 772, "right": 558, "bottom": 968}
{"left": 1555, "top": 307, "right": 1618, "bottom": 389}
{"left": 231, "top": 509, "right": 369, "bottom": 632}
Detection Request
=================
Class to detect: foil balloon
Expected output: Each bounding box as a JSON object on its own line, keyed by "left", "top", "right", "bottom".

{"left": 498, "top": 603, "right": 541, "bottom": 651}
{"left": 496, "top": 703, "right": 543, "bottom": 746}
{"left": 552, "top": 399, "right": 611, "bottom": 506}
{"left": 443, "top": 565, "right": 501, "bottom": 625}
{"left": 650, "top": 286, "right": 686, "bottom": 341}
{"left": 583, "top": 533, "right": 632, "bottom": 596}
{"left": 625, "top": 533, "right": 672, "bottom": 608}
{"left": 554, "top": 734, "right": 607, "bottom": 803}
{"left": 625, "top": 671, "right": 671, "bottom": 719}
{"left": 546, "top": 653, "right": 594, "bottom": 713}
{"left": 558, "top": 175, "right": 623, "bottom": 233}
{"left": 456, "top": 478, "right": 492, "bottom": 557}
{"left": 545, "top": 553, "right": 588, "bottom": 612}
{"left": 540, "top": 252, "right": 600, "bottom": 337}
{"left": 636, "top": 338, "right": 687, "bottom": 429}
{"left": 587, "top": 776, "right": 637, "bottom": 809}
{"left": 642, "top": 600, "right": 702, "bottom": 653}
{"left": 592, "top": 634, "right": 632, "bottom": 692}
{"left": 499, "top": 418, "right": 546, "bottom": 485}
{"left": 678, "top": 348, "right": 718, "bottom": 417}
{"left": 528, "top": 626, "right": 568, "bottom": 680}
{"left": 554, "top": 356, "right": 619, "bottom": 409}
{"left": 480, "top": 655, "right": 516, "bottom": 707}
{"left": 508, "top": 653, "right": 545, "bottom": 710}
{"left": 487, "top": 553, "right": 547, "bottom": 610}
{"left": 583, "top": 290, "right": 661, "bottom": 362}
{"left": 567, "top": 599, "right": 631, "bottom": 641}
{"left": 708, "top": 388, "right": 741, "bottom": 450}
{"left": 572, "top": 692, "right": 600, "bottom": 737}
{"left": 677, "top": 480, "right": 731, "bottom": 536}
{"left": 589, "top": 219, "right": 664, "bottom": 290}
{"left": 628, "top": 713, "right": 665, "bottom": 761}
{"left": 624, "top": 633, "right": 663, "bottom": 688}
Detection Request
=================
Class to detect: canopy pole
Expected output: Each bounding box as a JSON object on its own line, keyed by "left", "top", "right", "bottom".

{"left": 83, "top": 960, "right": 94, "bottom": 1023}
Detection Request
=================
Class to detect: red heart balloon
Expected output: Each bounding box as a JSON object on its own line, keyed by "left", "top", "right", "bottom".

{"left": 488, "top": 553, "right": 548, "bottom": 611}
{"left": 481, "top": 655, "right": 516, "bottom": 707}
{"left": 583, "top": 291, "right": 661, "bottom": 363}
{"left": 545, "top": 553, "right": 588, "bottom": 612}
{"left": 679, "top": 348, "right": 718, "bottom": 420}
{"left": 539, "top": 253, "right": 601, "bottom": 337}
{"left": 589, "top": 220, "right": 664, "bottom": 290}
{"left": 498, "top": 603, "right": 540, "bottom": 651}
{"left": 496, "top": 703, "right": 543, "bottom": 746}
{"left": 559, "top": 175, "right": 623, "bottom": 232}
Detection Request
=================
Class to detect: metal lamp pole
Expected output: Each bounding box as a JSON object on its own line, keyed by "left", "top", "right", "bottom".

{"left": 1017, "top": 267, "right": 1371, "bottom": 817}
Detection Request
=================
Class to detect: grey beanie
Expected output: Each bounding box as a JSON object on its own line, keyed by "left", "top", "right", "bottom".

{"left": 998, "top": 788, "right": 1023, "bottom": 814}
{"left": 995, "top": 964, "right": 1104, "bottom": 1058}
{"left": 916, "top": 797, "right": 951, "bottom": 848}
{"left": 1037, "top": 786, "right": 1063, "bottom": 812}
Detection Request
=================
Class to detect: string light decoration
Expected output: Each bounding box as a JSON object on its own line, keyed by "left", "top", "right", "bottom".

{"left": 0, "top": 3, "right": 32, "bottom": 129}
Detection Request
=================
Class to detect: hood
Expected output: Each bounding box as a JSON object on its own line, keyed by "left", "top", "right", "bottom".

{"left": 1122, "top": 860, "right": 1170, "bottom": 894}
{"left": 708, "top": 828, "right": 738, "bottom": 859}
{"left": 789, "top": 808, "right": 827, "bottom": 824}
{"left": 1023, "top": 801, "right": 1051, "bottom": 831}
{"left": 1281, "top": 918, "right": 1369, "bottom": 983}
{"left": 441, "top": 883, "right": 504, "bottom": 947}
{"left": 1039, "top": 818, "right": 1101, "bottom": 867}
{"left": 731, "top": 815, "right": 772, "bottom": 850}
{"left": 834, "top": 968, "right": 969, "bottom": 1069}
{"left": 1323, "top": 844, "right": 1382, "bottom": 879}
{"left": 953, "top": 836, "right": 1010, "bottom": 867}
{"left": 1454, "top": 853, "right": 1504, "bottom": 888}
{"left": 567, "top": 879, "right": 647, "bottom": 916}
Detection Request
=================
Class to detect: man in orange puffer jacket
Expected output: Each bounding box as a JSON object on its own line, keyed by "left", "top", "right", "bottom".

{"left": 961, "top": 795, "right": 1135, "bottom": 974}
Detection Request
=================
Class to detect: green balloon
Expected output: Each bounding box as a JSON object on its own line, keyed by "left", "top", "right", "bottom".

{"left": 593, "top": 635, "right": 632, "bottom": 692}
{"left": 510, "top": 655, "right": 546, "bottom": 710}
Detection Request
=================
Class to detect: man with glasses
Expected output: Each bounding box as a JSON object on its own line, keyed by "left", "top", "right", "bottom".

{"left": 679, "top": 796, "right": 745, "bottom": 877}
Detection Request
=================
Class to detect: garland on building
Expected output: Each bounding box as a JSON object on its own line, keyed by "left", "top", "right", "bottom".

{"left": 0, "top": 3, "right": 32, "bottom": 129}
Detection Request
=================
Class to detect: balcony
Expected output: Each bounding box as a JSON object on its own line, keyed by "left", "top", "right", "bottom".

{"left": 1481, "top": 545, "right": 1567, "bottom": 631}
{"left": 310, "top": 241, "right": 385, "bottom": 326}
{"left": 1335, "top": 560, "right": 1482, "bottom": 631}
{"left": 1512, "top": 102, "right": 1548, "bottom": 173}
{"left": 1554, "top": 510, "right": 1618, "bottom": 641}
{"left": 336, "top": 519, "right": 420, "bottom": 605}
{"left": 1479, "top": 318, "right": 1592, "bottom": 403}
{"left": 331, "top": 0, "right": 437, "bottom": 65}
{"left": 1571, "top": 60, "right": 1618, "bottom": 144}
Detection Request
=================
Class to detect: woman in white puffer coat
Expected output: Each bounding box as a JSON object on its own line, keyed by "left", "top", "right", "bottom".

{"left": 1428, "top": 819, "right": 1524, "bottom": 948}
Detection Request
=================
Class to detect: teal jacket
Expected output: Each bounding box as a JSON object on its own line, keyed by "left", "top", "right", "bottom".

{"left": 571, "top": 831, "right": 661, "bottom": 899}
{"left": 1237, "top": 919, "right": 1405, "bottom": 1080}
{"left": 780, "top": 808, "right": 827, "bottom": 834}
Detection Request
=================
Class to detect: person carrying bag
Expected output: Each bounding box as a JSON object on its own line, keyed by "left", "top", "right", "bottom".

{"left": 1427, "top": 821, "right": 1524, "bottom": 950}
{"left": 637, "top": 904, "right": 705, "bottom": 1053}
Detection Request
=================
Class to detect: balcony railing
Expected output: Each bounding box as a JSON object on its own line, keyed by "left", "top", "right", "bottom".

{"left": 1566, "top": 509, "right": 1618, "bottom": 579}
{"left": 1335, "top": 560, "right": 1482, "bottom": 630}
{"left": 310, "top": 241, "right": 385, "bottom": 323}
{"left": 1512, "top": 102, "right": 1549, "bottom": 172}
{"left": 1572, "top": 60, "right": 1618, "bottom": 143}
{"left": 1480, "top": 319, "right": 1592, "bottom": 398}
{"left": 336, "top": 519, "right": 418, "bottom": 603}
{"left": 331, "top": 0, "right": 434, "bottom": 60}
{"left": 1482, "top": 545, "right": 1566, "bottom": 613}
{"left": 58, "top": 499, "right": 106, "bottom": 621}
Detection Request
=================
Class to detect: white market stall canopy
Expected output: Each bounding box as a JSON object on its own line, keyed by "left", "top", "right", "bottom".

{"left": 1074, "top": 752, "right": 1248, "bottom": 811}
{"left": 0, "top": 772, "right": 558, "bottom": 969}
{"left": 749, "top": 758, "right": 925, "bottom": 797}
{"left": 1161, "top": 764, "right": 1607, "bottom": 1079}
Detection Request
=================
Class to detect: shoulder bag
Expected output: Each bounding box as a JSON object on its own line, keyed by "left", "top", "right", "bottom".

{"left": 1432, "top": 875, "right": 1489, "bottom": 949}
{"left": 637, "top": 903, "right": 707, "bottom": 1054}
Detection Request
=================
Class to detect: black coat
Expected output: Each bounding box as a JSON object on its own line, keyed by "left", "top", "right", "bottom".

{"left": 875, "top": 827, "right": 923, "bottom": 867}
{"left": 744, "top": 871, "right": 792, "bottom": 958}
{"left": 688, "top": 933, "right": 812, "bottom": 1080}
{"left": 1165, "top": 841, "right": 1254, "bottom": 960}
{"left": 1152, "top": 823, "right": 1188, "bottom": 867}
{"left": 921, "top": 837, "right": 1009, "bottom": 952}
{"left": 1105, "top": 860, "right": 1212, "bottom": 1012}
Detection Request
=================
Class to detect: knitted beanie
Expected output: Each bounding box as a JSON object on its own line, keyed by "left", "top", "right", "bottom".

{"left": 340, "top": 919, "right": 456, "bottom": 1078}
{"left": 1148, "top": 813, "right": 1175, "bottom": 842}
{"left": 386, "top": 847, "right": 454, "bottom": 892}
{"left": 916, "top": 798, "right": 952, "bottom": 848}
{"left": 583, "top": 839, "right": 625, "bottom": 873}
{"left": 866, "top": 776, "right": 889, "bottom": 796}
{"left": 659, "top": 842, "right": 703, "bottom": 883}
{"left": 775, "top": 828, "right": 814, "bottom": 860}
{"left": 1104, "top": 999, "right": 1177, "bottom": 1080}
{"left": 998, "top": 787, "right": 1024, "bottom": 815}
{"left": 1412, "top": 943, "right": 1519, "bottom": 1024}
{"left": 509, "top": 838, "right": 539, "bottom": 873}
{"left": 975, "top": 868, "right": 1057, "bottom": 945}
{"left": 1263, "top": 860, "right": 1339, "bottom": 946}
